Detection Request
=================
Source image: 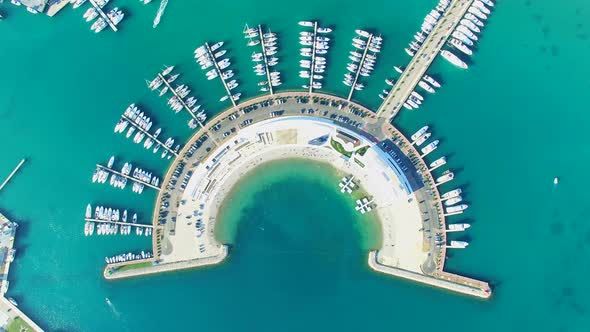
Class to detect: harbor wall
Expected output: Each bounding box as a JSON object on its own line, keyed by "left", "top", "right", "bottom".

{"left": 368, "top": 251, "right": 491, "bottom": 299}
{"left": 104, "top": 246, "right": 228, "bottom": 280}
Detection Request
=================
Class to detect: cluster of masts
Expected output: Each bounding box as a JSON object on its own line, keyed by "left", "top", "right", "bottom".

{"left": 105, "top": 251, "right": 153, "bottom": 264}
{"left": 114, "top": 103, "right": 179, "bottom": 159}
{"left": 441, "top": 0, "right": 493, "bottom": 69}
{"left": 343, "top": 29, "right": 382, "bottom": 98}
{"left": 84, "top": 204, "right": 154, "bottom": 237}
{"left": 298, "top": 20, "right": 332, "bottom": 91}
{"left": 244, "top": 24, "right": 282, "bottom": 93}
{"left": 148, "top": 66, "right": 208, "bottom": 128}
{"left": 91, "top": 156, "right": 160, "bottom": 194}
{"left": 73, "top": 0, "right": 124, "bottom": 33}
{"left": 195, "top": 42, "right": 241, "bottom": 104}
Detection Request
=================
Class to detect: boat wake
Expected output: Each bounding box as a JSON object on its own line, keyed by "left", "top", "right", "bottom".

{"left": 106, "top": 298, "right": 121, "bottom": 317}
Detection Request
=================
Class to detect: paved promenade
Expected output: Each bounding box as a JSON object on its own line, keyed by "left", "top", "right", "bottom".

{"left": 377, "top": 0, "right": 474, "bottom": 119}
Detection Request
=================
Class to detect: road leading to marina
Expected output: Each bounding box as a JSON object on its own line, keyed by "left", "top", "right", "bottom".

{"left": 377, "top": 0, "right": 474, "bottom": 119}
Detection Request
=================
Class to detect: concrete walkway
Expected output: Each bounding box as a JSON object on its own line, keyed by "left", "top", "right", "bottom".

{"left": 377, "top": 0, "right": 474, "bottom": 119}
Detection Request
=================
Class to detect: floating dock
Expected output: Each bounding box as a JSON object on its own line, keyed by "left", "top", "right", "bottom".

{"left": 347, "top": 34, "right": 373, "bottom": 101}
{"left": 308, "top": 21, "right": 319, "bottom": 94}
{"left": 88, "top": 0, "right": 118, "bottom": 32}
{"left": 338, "top": 176, "right": 356, "bottom": 194}
{"left": 257, "top": 25, "right": 274, "bottom": 95}
{"left": 0, "top": 159, "right": 26, "bottom": 192}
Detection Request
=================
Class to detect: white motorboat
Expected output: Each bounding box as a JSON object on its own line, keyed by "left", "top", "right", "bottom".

{"left": 440, "top": 50, "right": 468, "bottom": 69}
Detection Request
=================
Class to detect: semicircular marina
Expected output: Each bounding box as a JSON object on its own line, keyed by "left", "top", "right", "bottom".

{"left": 95, "top": 0, "right": 498, "bottom": 298}
{"left": 103, "top": 92, "right": 491, "bottom": 299}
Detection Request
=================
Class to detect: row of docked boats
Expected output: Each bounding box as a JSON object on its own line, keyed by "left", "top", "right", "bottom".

{"left": 343, "top": 29, "right": 382, "bottom": 93}
{"left": 85, "top": 204, "right": 154, "bottom": 237}
{"left": 409, "top": 125, "right": 469, "bottom": 217}
{"left": 195, "top": 42, "right": 242, "bottom": 103}
{"left": 115, "top": 103, "right": 180, "bottom": 159}
{"left": 91, "top": 155, "right": 161, "bottom": 193}
{"left": 298, "top": 20, "right": 332, "bottom": 90}
{"left": 244, "top": 24, "right": 282, "bottom": 92}
{"left": 407, "top": 126, "right": 471, "bottom": 244}
{"left": 105, "top": 251, "right": 153, "bottom": 264}
{"left": 442, "top": 0, "right": 493, "bottom": 69}
{"left": 89, "top": 204, "right": 135, "bottom": 222}
{"left": 387, "top": 65, "right": 439, "bottom": 110}
{"left": 402, "top": 0, "right": 452, "bottom": 58}
{"left": 148, "top": 66, "right": 208, "bottom": 128}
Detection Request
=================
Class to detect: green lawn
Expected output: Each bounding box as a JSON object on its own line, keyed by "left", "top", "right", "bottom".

{"left": 7, "top": 317, "right": 33, "bottom": 332}
{"left": 356, "top": 146, "right": 369, "bottom": 156}
{"left": 330, "top": 139, "right": 353, "bottom": 158}
{"left": 354, "top": 158, "right": 365, "bottom": 168}
{"left": 117, "top": 261, "right": 153, "bottom": 272}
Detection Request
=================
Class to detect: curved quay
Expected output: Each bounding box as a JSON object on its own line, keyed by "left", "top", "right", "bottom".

{"left": 103, "top": 91, "right": 491, "bottom": 298}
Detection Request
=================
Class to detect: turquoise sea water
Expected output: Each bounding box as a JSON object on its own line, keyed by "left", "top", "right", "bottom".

{"left": 0, "top": 0, "right": 589, "bottom": 330}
